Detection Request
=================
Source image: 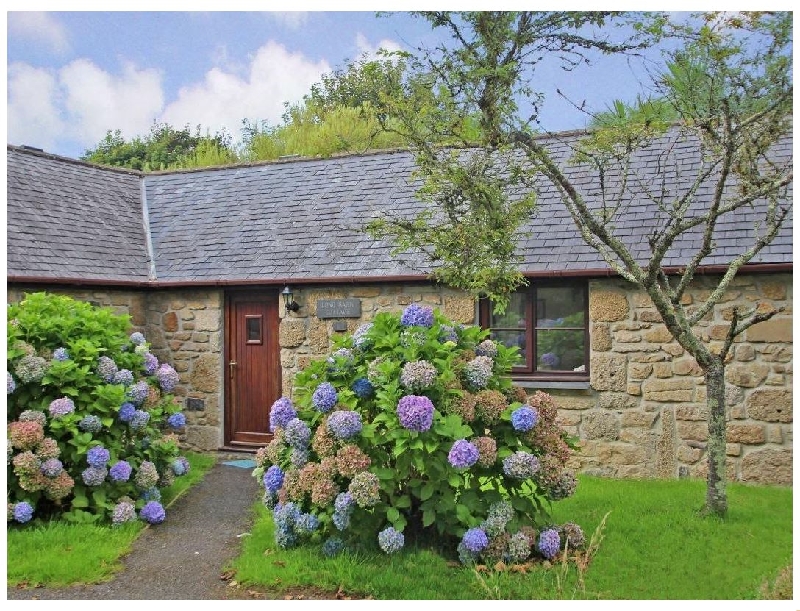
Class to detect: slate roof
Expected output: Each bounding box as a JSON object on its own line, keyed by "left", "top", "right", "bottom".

{"left": 7, "top": 147, "right": 151, "bottom": 282}
{"left": 6, "top": 127, "right": 793, "bottom": 286}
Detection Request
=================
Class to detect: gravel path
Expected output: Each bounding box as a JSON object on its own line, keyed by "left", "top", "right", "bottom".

{"left": 8, "top": 458, "right": 270, "bottom": 601}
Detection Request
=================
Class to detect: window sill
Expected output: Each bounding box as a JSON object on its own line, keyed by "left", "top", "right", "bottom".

{"left": 510, "top": 378, "right": 592, "bottom": 391}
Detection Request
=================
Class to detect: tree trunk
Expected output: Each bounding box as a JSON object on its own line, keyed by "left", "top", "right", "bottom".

{"left": 704, "top": 358, "right": 728, "bottom": 517}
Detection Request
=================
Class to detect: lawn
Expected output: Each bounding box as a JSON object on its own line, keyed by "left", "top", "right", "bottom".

{"left": 228, "top": 476, "right": 792, "bottom": 600}
{"left": 7, "top": 470, "right": 792, "bottom": 599}
{"left": 6, "top": 451, "right": 216, "bottom": 587}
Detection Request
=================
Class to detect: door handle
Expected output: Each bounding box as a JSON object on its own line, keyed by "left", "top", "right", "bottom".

{"left": 229, "top": 360, "right": 237, "bottom": 379}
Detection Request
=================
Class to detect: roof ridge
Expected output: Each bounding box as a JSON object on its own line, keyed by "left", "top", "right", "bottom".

{"left": 7, "top": 144, "right": 145, "bottom": 177}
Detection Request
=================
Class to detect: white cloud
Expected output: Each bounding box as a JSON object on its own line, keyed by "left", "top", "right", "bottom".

{"left": 8, "top": 12, "right": 70, "bottom": 55}
{"left": 7, "top": 59, "right": 165, "bottom": 154}
{"left": 264, "top": 12, "right": 310, "bottom": 30}
{"left": 160, "top": 41, "right": 330, "bottom": 137}
{"left": 7, "top": 39, "right": 329, "bottom": 156}
{"left": 355, "top": 33, "right": 404, "bottom": 60}
{"left": 7, "top": 63, "right": 65, "bottom": 151}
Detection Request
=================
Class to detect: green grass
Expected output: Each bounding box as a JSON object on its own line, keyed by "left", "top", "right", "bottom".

{"left": 229, "top": 476, "right": 792, "bottom": 600}
{"left": 6, "top": 451, "right": 216, "bottom": 587}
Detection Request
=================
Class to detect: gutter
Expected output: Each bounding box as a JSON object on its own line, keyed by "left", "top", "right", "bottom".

{"left": 7, "top": 263, "right": 793, "bottom": 290}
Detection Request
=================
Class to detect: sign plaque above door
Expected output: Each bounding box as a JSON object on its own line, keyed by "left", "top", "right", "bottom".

{"left": 316, "top": 299, "right": 362, "bottom": 319}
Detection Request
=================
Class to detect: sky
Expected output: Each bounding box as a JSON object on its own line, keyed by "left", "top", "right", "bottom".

{"left": 3, "top": 5, "right": 777, "bottom": 160}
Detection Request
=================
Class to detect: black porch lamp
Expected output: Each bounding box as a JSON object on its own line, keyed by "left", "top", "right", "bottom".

{"left": 282, "top": 286, "right": 300, "bottom": 312}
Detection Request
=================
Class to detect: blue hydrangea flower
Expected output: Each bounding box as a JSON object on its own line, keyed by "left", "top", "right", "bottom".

{"left": 143, "top": 353, "right": 159, "bottom": 375}
{"left": 127, "top": 381, "right": 150, "bottom": 405}
{"left": 19, "top": 410, "right": 46, "bottom": 426}
{"left": 167, "top": 412, "right": 186, "bottom": 429}
{"left": 475, "top": 339, "right": 498, "bottom": 358}
{"left": 538, "top": 528, "right": 561, "bottom": 559}
{"left": 400, "top": 303, "right": 434, "bottom": 328}
{"left": 81, "top": 467, "right": 108, "bottom": 486}
{"left": 113, "top": 369, "right": 134, "bottom": 386}
{"left": 140, "top": 501, "right": 166, "bottom": 524}
{"left": 13, "top": 501, "right": 34, "bottom": 524}
{"left": 511, "top": 406, "right": 538, "bottom": 432}
{"left": 263, "top": 465, "right": 284, "bottom": 494}
{"left": 464, "top": 356, "right": 494, "bottom": 390}
{"left": 130, "top": 410, "right": 150, "bottom": 431}
{"left": 322, "top": 537, "right": 345, "bottom": 557}
{"left": 295, "top": 513, "right": 320, "bottom": 534}
{"left": 334, "top": 492, "right": 355, "bottom": 515}
{"left": 269, "top": 397, "right": 297, "bottom": 432}
{"left": 462, "top": 527, "right": 489, "bottom": 553}
{"left": 352, "top": 323, "right": 374, "bottom": 349}
{"left": 326, "top": 411, "right": 362, "bottom": 440}
{"left": 312, "top": 382, "right": 338, "bottom": 413}
{"left": 118, "top": 402, "right": 136, "bottom": 423}
{"left": 7, "top": 372, "right": 15, "bottom": 395}
{"left": 134, "top": 461, "right": 159, "bottom": 489}
{"left": 327, "top": 348, "right": 354, "bottom": 374}
{"left": 40, "top": 458, "right": 63, "bottom": 478}
{"left": 87, "top": 446, "right": 110, "bottom": 469}
{"left": 448, "top": 440, "right": 479, "bottom": 469}
{"left": 130, "top": 332, "right": 146, "bottom": 345}
{"left": 48, "top": 397, "right": 75, "bottom": 419}
{"left": 332, "top": 510, "right": 351, "bottom": 531}
{"left": 487, "top": 500, "right": 515, "bottom": 525}
{"left": 53, "top": 347, "right": 70, "bottom": 361}
{"left": 171, "top": 456, "right": 190, "bottom": 476}
{"left": 396, "top": 395, "right": 434, "bottom": 432}
{"left": 140, "top": 487, "right": 162, "bottom": 502}
{"left": 502, "top": 451, "right": 541, "bottom": 479}
{"left": 290, "top": 447, "right": 309, "bottom": 468}
{"left": 97, "top": 356, "right": 118, "bottom": 383}
{"left": 284, "top": 418, "right": 311, "bottom": 449}
{"left": 348, "top": 471, "right": 381, "bottom": 508}
{"left": 112, "top": 500, "right": 137, "bottom": 525}
{"left": 134, "top": 344, "right": 149, "bottom": 355}
{"left": 15, "top": 355, "right": 47, "bottom": 384}
{"left": 400, "top": 360, "right": 437, "bottom": 392}
{"left": 78, "top": 414, "right": 103, "bottom": 433}
{"left": 351, "top": 377, "right": 374, "bottom": 398}
{"left": 156, "top": 364, "right": 179, "bottom": 392}
{"left": 378, "top": 526, "right": 405, "bottom": 554}
{"left": 439, "top": 324, "right": 458, "bottom": 343}
{"left": 506, "top": 532, "right": 533, "bottom": 563}
{"left": 109, "top": 460, "right": 133, "bottom": 482}
{"left": 273, "top": 502, "right": 302, "bottom": 549}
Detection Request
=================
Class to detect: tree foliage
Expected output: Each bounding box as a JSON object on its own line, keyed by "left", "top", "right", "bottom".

{"left": 366, "top": 11, "right": 655, "bottom": 312}
{"left": 241, "top": 52, "right": 415, "bottom": 161}
{"left": 81, "top": 122, "right": 237, "bottom": 171}
{"left": 393, "top": 10, "right": 792, "bottom": 515}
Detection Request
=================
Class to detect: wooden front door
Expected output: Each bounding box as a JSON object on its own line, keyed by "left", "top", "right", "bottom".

{"left": 225, "top": 291, "right": 280, "bottom": 447}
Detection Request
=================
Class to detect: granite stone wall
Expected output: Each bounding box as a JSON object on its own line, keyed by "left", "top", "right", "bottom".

{"left": 562, "top": 273, "right": 793, "bottom": 485}
{"left": 142, "top": 289, "right": 225, "bottom": 452}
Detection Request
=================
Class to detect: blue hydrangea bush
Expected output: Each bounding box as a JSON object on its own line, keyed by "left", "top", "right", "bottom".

{"left": 253, "top": 303, "right": 584, "bottom": 564}
{"left": 7, "top": 292, "right": 190, "bottom": 525}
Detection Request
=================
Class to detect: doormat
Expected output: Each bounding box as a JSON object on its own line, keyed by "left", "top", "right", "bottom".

{"left": 222, "top": 459, "right": 257, "bottom": 469}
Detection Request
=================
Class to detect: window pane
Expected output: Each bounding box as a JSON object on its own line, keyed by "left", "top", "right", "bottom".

{"left": 490, "top": 330, "right": 526, "bottom": 366}
{"left": 536, "top": 330, "right": 585, "bottom": 372}
{"left": 246, "top": 316, "right": 262, "bottom": 343}
{"left": 491, "top": 292, "right": 527, "bottom": 329}
{"left": 536, "top": 286, "right": 585, "bottom": 327}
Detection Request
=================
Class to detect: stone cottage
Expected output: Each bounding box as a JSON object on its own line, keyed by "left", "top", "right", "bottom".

{"left": 6, "top": 129, "right": 793, "bottom": 485}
